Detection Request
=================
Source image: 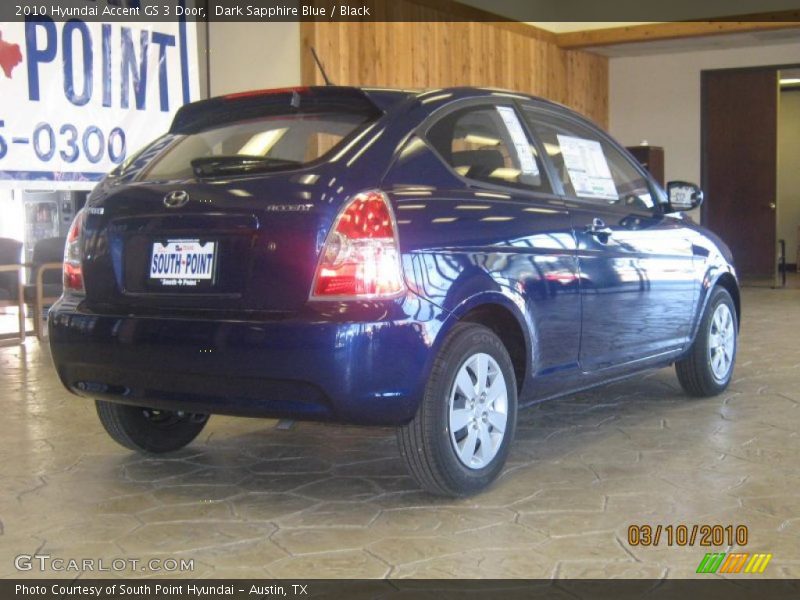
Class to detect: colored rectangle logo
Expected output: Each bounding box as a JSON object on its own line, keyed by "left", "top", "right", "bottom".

{"left": 697, "top": 552, "right": 772, "bottom": 574}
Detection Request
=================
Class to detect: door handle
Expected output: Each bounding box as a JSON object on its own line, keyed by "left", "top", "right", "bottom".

{"left": 769, "top": 203, "right": 776, "bottom": 210}
{"left": 585, "top": 218, "right": 613, "bottom": 239}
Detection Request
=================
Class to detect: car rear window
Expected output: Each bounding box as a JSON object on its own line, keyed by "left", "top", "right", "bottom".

{"left": 142, "top": 112, "right": 372, "bottom": 181}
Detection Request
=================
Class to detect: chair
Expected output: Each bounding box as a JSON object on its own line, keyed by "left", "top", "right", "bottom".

{"left": 24, "top": 237, "right": 65, "bottom": 340}
{"left": 0, "top": 237, "right": 25, "bottom": 343}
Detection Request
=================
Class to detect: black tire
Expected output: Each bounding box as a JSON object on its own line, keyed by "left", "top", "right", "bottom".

{"left": 95, "top": 400, "right": 209, "bottom": 454}
{"left": 676, "top": 286, "right": 738, "bottom": 397}
{"left": 397, "top": 322, "right": 518, "bottom": 497}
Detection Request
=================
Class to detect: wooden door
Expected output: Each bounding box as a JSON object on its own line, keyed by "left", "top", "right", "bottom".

{"left": 702, "top": 69, "right": 778, "bottom": 278}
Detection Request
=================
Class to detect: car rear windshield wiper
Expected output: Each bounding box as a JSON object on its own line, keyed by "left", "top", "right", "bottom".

{"left": 191, "top": 155, "right": 302, "bottom": 178}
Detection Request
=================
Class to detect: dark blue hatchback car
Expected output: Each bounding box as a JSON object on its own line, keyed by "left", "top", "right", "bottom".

{"left": 49, "top": 86, "right": 739, "bottom": 496}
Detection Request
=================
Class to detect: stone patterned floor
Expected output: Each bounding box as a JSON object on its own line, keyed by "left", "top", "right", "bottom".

{"left": 1, "top": 286, "right": 798, "bottom": 579}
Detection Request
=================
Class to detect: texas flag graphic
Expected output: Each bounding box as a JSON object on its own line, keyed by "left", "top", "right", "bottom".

{"left": 0, "top": 30, "right": 23, "bottom": 79}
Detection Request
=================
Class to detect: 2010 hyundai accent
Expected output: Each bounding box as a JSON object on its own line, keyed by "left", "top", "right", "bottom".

{"left": 49, "top": 86, "right": 739, "bottom": 496}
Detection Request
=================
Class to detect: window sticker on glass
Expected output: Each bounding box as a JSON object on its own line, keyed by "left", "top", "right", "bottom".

{"left": 496, "top": 106, "right": 539, "bottom": 177}
{"left": 556, "top": 134, "right": 618, "bottom": 200}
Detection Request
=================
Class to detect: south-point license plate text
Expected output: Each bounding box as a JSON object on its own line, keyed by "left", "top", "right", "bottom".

{"left": 150, "top": 239, "right": 215, "bottom": 287}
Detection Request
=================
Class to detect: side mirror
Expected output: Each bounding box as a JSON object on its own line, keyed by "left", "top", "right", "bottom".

{"left": 666, "top": 181, "right": 704, "bottom": 212}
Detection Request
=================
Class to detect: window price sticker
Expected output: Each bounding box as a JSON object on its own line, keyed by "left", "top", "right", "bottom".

{"left": 496, "top": 105, "right": 540, "bottom": 177}
{"left": 557, "top": 133, "right": 619, "bottom": 200}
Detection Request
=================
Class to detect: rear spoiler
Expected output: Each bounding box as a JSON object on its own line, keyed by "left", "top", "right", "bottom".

{"left": 170, "top": 86, "right": 390, "bottom": 134}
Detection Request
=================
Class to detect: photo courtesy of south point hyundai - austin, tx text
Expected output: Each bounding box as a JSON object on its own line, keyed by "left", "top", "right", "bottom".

{"left": 0, "top": 0, "right": 799, "bottom": 597}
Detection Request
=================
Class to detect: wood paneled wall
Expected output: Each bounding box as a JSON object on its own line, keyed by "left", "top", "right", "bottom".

{"left": 299, "top": 6, "right": 608, "bottom": 126}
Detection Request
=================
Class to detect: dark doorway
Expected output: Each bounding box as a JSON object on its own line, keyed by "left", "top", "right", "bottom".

{"left": 701, "top": 68, "right": 778, "bottom": 279}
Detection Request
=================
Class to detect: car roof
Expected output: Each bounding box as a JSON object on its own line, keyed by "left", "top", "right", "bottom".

{"left": 331, "top": 85, "right": 578, "bottom": 121}
{"left": 171, "top": 85, "right": 582, "bottom": 135}
{"left": 203, "top": 85, "right": 564, "bottom": 111}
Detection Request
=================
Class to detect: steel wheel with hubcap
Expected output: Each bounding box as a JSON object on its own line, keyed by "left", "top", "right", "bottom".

{"left": 676, "top": 286, "right": 738, "bottom": 397}
{"left": 398, "top": 322, "right": 518, "bottom": 497}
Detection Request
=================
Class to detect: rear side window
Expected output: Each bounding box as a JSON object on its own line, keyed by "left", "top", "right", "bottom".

{"left": 427, "top": 105, "right": 551, "bottom": 193}
{"left": 523, "top": 109, "right": 655, "bottom": 212}
{"left": 143, "top": 112, "right": 372, "bottom": 180}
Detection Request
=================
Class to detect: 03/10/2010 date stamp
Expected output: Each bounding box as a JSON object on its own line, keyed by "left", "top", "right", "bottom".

{"left": 627, "top": 524, "right": 748, "bottom": 547}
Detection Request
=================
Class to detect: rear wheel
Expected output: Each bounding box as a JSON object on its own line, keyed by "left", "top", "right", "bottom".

{"left": 95, "top": 400, "right": 209, "bottom": 453}
{"left": 676, "top": 286, "right": 738, "bottom": 397}
{"left": 397, "top": 323, "right": 518, "bottom": 497}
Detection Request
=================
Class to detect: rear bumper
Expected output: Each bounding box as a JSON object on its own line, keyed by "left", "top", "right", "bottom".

{"left": 48, "top": 296, "right": 445, "bottom": 426}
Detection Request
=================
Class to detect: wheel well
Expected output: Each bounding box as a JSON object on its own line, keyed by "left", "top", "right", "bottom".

{"left": 460, "top": 304, "right": 527, "bottom": 392}
{"left": 715, "top": 273, "right": 741, "bottom": 328}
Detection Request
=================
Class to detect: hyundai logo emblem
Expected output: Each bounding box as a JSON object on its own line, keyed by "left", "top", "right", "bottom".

{"left": 163, "top": 190, "right": 190, "bottom": 208}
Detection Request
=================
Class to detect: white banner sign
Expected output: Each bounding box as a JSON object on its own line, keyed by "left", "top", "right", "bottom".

{"left": 0, "top": 18, "right": 199, "bottom": 189}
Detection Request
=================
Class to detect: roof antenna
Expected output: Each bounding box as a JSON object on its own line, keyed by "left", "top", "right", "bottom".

{"left": 310, "top": 46, "right": 333, "bottom": 86}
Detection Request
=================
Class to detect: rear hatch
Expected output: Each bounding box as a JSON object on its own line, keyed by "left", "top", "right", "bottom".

{"left": 82, "top": 88, "right": 384, "bottom": 316}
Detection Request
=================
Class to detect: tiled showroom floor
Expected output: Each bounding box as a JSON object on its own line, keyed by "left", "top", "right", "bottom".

{"left": 1, "top": 286, "right": 798, "bottom": 579}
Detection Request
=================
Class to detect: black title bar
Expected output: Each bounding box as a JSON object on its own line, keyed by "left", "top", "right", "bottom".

{"left": 2, "top": 0, "right": 800, "bottom": 23}
{"left": 5, "top": 579, "right": 800, "bottom": 600}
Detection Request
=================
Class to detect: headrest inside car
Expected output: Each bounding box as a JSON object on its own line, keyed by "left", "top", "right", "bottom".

{"left": 451, "top": 149, "right": 505, "bottom": 178}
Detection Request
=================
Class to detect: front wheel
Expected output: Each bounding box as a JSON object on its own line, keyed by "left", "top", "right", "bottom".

{"left": 676, "top": 286, "right": 738, "bottom": 397}
{"left": 95, "top": 400, "right": 209, "bottom": 454}
{"left": 397, "top": 323, "right": 518, "bottom": 497}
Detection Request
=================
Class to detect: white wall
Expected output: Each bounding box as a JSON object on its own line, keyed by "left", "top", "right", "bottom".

{"left": 778, "top": 90, "right": 800, "bottom": 266}
{"left": 609, "top": 41, "right": 800, "bottom": 192}
{"left": 206, "top": 22, "right": 301, "bottom": 96}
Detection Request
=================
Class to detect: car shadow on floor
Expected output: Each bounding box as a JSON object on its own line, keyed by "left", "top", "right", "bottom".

{"left": 101, "top": 366, "right": 713, "bottom": 510}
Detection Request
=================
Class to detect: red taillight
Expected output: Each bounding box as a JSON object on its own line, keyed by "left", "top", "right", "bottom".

{"left": 63, "top": 209, "right": 86, "bottom": 293}
{"left": 311, "top": 191, "right": 405, "bottom": 299}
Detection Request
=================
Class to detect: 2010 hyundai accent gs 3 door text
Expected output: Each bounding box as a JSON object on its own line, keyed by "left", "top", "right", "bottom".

{"left": 49, "top": 86, "right": 740, "bottom": 496}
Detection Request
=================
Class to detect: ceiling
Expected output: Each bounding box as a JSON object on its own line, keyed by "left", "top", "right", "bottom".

{"left": 586, "top": 29, "right": 800, "bottom": 57}
{"left": 457, "top": 0, "right": 800, "bottom": 58}
{"left": 458, "top": 0, "right": 800, "bottom": 23}
{"left": 527, "top": 22, "right": 654, "bottom": 34}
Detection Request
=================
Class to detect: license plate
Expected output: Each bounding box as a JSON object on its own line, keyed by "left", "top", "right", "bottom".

{"left": 149, "top": 239, "right": 216, "bottom": 287}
